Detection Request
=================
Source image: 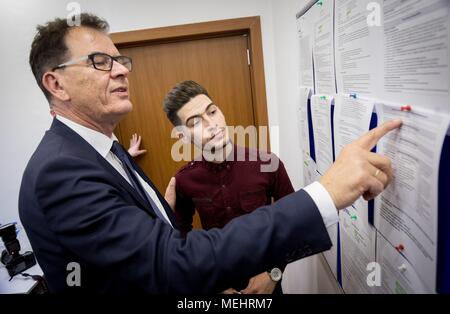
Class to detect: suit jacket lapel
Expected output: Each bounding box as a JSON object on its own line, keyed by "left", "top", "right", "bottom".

{"left": 50, "top": 119, "right": 159, "bottom": 219}
{"left": 94, "top": 154, "right": 160, "bottom": 218}
{"left": 130, "top": 157, "right": 178, "bottom": 227}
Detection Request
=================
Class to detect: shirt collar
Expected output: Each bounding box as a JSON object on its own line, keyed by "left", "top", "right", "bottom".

{"left": 56, "top": 115, "right": 118, "bottom": 158}
{"left": 201, "top": 144, "right": 238, "bottom": 171}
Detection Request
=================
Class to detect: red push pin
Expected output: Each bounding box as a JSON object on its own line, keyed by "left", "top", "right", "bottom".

{"left": 400, "top": 105, "right": 412, "bottom": 112}
{"left": 395, "top": 244, "right": 405, "bottom": 252}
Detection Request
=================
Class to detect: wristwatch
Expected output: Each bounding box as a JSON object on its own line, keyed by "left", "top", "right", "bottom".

{"left": 267, "top": 267, "right": 283, "bottom": 282}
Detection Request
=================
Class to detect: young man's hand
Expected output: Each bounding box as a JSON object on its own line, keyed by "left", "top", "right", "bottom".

{"left": 220, "top": 288, "right": 240, "bottom": 294}
{"left": 164, "top": 177, "right": 176, "bottom": 211}
{"left": 240, "top": 272, "right": 277, "bottom": 294}
{"left": 320, "top": 119, "right": 402, "bottom": 210}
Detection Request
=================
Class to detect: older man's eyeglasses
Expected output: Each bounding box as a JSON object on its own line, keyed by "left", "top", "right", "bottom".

{"left": 52, "top": 52, "right": 133, "bottom": 72}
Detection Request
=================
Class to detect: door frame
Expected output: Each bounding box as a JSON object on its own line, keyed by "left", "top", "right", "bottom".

{"left": 110, "top": 16, "right": 269, "bottom": 137}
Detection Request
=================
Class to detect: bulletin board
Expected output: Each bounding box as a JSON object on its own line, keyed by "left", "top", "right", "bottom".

{"left": 296, "top": 0, "right": 450, "bottom": 294}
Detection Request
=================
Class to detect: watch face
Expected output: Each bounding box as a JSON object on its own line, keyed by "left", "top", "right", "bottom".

{"left": 270, "top": 268, "right": 282, "bottom": 282}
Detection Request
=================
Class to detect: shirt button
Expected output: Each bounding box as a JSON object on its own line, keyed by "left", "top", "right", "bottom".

{"left": 222, "top": 185, "right": 226, "bottom": 188}
{"left": 226, "top": 165, "right": 230, "bottom": 170}
{"left": 226, "top": 206, "right": 232, "bottom": 212}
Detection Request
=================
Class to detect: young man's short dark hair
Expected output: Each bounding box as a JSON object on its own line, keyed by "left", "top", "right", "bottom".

{"left": 29, "top": 13, "right": 109, "bottom": 101}
{"left": 163, "top": 80, "right": 210, "bottom": 126}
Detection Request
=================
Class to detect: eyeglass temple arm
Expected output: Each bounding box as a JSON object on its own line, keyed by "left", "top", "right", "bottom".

{"left": 53, "top": 55, "right": 90, "bottom": 70}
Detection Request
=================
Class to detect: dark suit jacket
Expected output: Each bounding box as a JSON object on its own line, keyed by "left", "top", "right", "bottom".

{"left": 18, "top": 118, "right": 332, "bottom": 294}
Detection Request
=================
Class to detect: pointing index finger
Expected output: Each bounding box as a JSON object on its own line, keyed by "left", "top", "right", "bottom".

{"left": 355, "top": 119, "right": 402, "bottom": 151}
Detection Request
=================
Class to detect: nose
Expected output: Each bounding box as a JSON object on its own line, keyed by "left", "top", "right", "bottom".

{"left": 110, "top": 60, "right": 129, "bottom": 78}
{"left": 202, "top": 114, "right": 216, "bottom": 130}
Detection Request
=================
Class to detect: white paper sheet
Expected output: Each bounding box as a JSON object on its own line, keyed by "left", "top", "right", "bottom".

{"left": 376, "top": 233, "right": 431, "bottom": 294}
{"left": 335, "top": 0, "right": 383, "bottom": 97}
{"left": 340, "top": 206, "right": 377, "bottom": 293}
{"left": 382, "top": 0, "right": 450, "bottom": 112}
{"left": 323, "top": 222, "right": 339, "bottom": 280}
{"left": 334, "top": 93, "right": 376, "bottom": 215}
{"left": 374, "top": 102, "right": 450, "bottom": 291}
{"left": 333, "top": 94, "right": 374, "bottom": 157}
{"left": 303, "top": 156, "right": 318, "bottom": 187}
{"left": 310, "top": 95, "right": 334, "bottom": 175}
{"left": 297, "top": 8, "right": 316, "bottom": 88}
{"left": 313, "top": 0, "right": 336, "bottom": 95}
{"left": 297, "top": 87, "right": 312, "bottom": 159}
{"left": 297, "top": 86, "right": 317, "bottom": 187}
{"left": 315, "top": 169, "right": 339, "bottom": 280}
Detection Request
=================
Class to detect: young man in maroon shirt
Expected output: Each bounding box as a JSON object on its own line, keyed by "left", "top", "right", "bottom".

{"left": 163, "top": 80, "right": 294, "bottom": 294}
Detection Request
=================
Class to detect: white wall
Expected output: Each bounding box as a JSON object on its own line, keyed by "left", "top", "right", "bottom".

{"left": 0, "top": 0, "right": 339, "bottom": 293}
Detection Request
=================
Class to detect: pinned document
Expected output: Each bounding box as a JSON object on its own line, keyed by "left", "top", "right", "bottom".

{"left": 374, "top": 102, "right": 450, "bottom": 291}
{"left": 310, "top": 95, "right": 334, "bottom": 175}
{"left": 313, "top": 0, "right": 336, "bottom": 95}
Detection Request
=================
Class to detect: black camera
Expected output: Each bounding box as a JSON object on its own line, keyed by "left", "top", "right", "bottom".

{"left": 0, "top": 223, "right": 36, "bottom": 277}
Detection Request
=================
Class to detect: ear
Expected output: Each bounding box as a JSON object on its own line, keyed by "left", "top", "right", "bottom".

{"left": 176, "top": 129, "right": 192, "bottom": 144}
{"left": 42, "top": 71, "right": 70, "bottom": 102}
{"left": 175, "top": 130, "right": 187, "bottom": 144}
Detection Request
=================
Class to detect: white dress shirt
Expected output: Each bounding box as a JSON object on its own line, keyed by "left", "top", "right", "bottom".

{"left": 55, "top": 115, "right": 337, "bottom": 230}
{"left": 56, "top": 115, "right": 173, "bottom": 227}
{"left": 303, "top": 182, "right": 339, "bottom": 228}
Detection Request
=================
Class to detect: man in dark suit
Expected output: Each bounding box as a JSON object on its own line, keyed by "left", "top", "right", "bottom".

{"left": 19, "top": 13, "right": 400, "bottom": 294}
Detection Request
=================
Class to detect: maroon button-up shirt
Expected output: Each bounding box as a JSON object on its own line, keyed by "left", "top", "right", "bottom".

{"left": 174, "top": 145, "right": 295, "bottom": 237}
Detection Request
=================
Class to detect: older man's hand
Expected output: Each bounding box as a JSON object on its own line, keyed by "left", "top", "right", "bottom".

{"left": 320, "top": 119, "right": 402, "bottom": 210}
